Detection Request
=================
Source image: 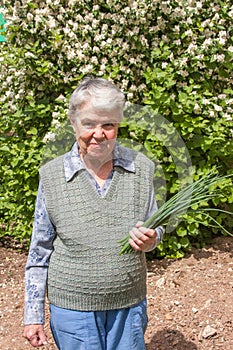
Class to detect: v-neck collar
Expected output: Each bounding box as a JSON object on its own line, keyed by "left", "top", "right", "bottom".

{"left": 64, "top": 142, "right": 136, "bottom": 182}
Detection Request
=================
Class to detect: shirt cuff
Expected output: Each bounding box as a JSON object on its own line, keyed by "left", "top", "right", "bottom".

{"left": 145, "top": 225, "right": 164, "bottom": 252}
{"left": 24, "top": 298, "right": 45, "bottom": 325}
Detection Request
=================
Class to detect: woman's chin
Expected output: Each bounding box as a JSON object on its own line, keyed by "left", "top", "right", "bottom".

{"left": 85, "top": 149, "right": 112, "bottom": 162}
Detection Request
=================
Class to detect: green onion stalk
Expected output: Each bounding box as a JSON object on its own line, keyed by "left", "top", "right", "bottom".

{"left": 118, "top": 170, "right": 233, "bottom": 255}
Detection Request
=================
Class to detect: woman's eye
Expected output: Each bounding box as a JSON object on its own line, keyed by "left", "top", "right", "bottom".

{"left": 83, "top": 122, "right": 95, "bottom": 128}
{"left": 103, "top": 123, "right": 115, "bottom": 128}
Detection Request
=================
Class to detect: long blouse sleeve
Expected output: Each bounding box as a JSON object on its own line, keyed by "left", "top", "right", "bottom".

{"left": 24, "top": 180, "right": 56, "bottom": 325}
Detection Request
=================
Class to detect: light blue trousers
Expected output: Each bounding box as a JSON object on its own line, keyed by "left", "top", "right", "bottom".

{"left": 50, "top": 299, "right": 148, "bottom": 350}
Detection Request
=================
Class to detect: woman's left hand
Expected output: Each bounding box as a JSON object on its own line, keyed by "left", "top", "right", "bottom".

{"left": 129, "top": 221, "right": 157, "bottom": 252}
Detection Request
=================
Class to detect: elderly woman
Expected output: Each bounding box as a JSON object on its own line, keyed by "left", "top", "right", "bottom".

{"left": 23, "top": 78, "right": 163, "bottom": 350}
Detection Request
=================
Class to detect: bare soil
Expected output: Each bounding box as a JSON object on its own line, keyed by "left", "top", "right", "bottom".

{"left": 0, "top": 236, "right": 233, "bottom": 350}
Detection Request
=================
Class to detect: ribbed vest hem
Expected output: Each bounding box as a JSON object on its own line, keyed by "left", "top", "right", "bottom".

{"left": 48, "top": 288, "right": 147, "bottom": 311}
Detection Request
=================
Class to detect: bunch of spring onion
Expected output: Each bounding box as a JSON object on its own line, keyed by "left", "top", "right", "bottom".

{"left": 118, "top": 170, "right": 233, "bottom": 254}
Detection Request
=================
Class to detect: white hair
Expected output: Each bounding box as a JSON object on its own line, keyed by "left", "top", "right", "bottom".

{"left": 68, "top": 77, "right": 125, "bottom": 122}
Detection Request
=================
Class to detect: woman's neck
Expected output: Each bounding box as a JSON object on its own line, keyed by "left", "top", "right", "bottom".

{"left": 80, "top": 153, "right": 114, "bottom": 187}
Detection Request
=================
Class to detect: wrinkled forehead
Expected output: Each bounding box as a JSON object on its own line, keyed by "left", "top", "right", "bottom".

{"left": 77, "top": 100, "right": 123, "bottom": 123}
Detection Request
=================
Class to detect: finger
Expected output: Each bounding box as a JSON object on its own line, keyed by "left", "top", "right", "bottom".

{"left": 129, "top": 229, "right": 146, "bottom": 247}
{"left": 138, "top": 226, "right": 156, "bottom": 239}
{"left": 38, "top": 330, "right": 48, "bottom": 345}
{"left": 29, "top": 335, "right": 40, "bottom": 347}
{"left": 130, "top": 227, "right": 154, "bottom": 242}
{"left": 129, "top": 228, "right": 143, "bottom": 241}
{"left": 135, "top": 221, "right": 144, "bottom": 228}
{"left": 129, "top": 237, "right": 141, "bottom": 251}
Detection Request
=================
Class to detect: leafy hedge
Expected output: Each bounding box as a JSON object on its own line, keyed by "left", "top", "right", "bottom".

{"left": 0, "top": 1, "right": 232, "bottom": 257}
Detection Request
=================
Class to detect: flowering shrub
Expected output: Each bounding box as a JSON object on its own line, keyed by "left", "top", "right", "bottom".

{"left": 0, "top": 0, "right": 232, "bottom": 256}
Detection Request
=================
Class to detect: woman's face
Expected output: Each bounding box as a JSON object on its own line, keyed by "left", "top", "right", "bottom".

{"left": 71, "top": 102, "right": 120, "bottom": 162}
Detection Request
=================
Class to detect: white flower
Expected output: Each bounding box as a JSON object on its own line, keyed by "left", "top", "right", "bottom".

{"left": 26, "top": 13, "right": 34, "bottom": 21}
{"left": 129, "top": 58, "right": 137, "bottom": 64}
{"left": 174, "top": 39, "right": 181, "bottom": 46}
{"left": 6, "top": 76, "right": 13, "bottom": 83}
{"left": 138, "top": 83, "right": 146, "bottom": 91}
{"left": 47, "top": 18, "right": 57, "bottom": 29}
{"left": 100, "top": 64, "right": 106, "bottom": 71}
{"left": 130, "top": 1, "right": 138, "bottom": 10}
{"left": 162, "top": 35, "right": 169, "bottom": 43}
{"left": 218, "top": 38, "right": 226, "bottom": 45}
{"left": 202, "top": 98, "right": 210, "bottom": 105}
{"left": 94, "top": 34, "right": 105, "bottom": 42}
{"left": 219, "top": 30, "right": 227, "bottom": 38}
{"left": 186, "top": 17, "right": 193, "bottom": 25}
{"left": 80, "top": 64, "right": 93, "bottom": 74}
{"left": 185, "top": 29, "right": 193, "bottom": 36}
{"left": 187, "top": 43, "right": 197, "bottom": 55}
{"left": 90, "top": 56, "right": 99, "bottom": 65}
{"left": 171, "top": 94, "right": 176, "bottom": 100}
{"left": 174, "top": 25, "right": 180, "bottom": 33}
{"left": 194, "top": 103, "right": 201, "bottom": 113}
{"left": 203, "top": 38, "right": 212, "bottom": 49}
{"left": 43, "top": 132, "right": 56, "bottom": 143}
{"left": 52, "top": 112, "right": 60, "bottom": 119}
{"left": 214, "top": 104, "right": 223, "bottom": 112}
{"left": 218, "top": 94, "right": 226, "bottom": 100}
{"left": 213, "top": 13, "right": 220, "bottom": 21}
{"left": 223, "top": 113, "right": 232, "bottom": 121}
{"left": 101, "top": 57, "right": 108, "bottom": 64}
{"left": 25, "top": 52, "right": 36, "bottom": 58}
{"left": 82, "top": 42, "right": 90, "bottom": 50}
{"left": 209, "top": 110, "right": 215, "bottom": 117}
{"left": 214, "top": 54, "right": 225, "bottom": 62}
{"left": 160, "top": 2, "right": 171, "bottom": 14}
{"left": 92, "top": 19, "right": 99, "bottom": 28}
{"left": 157, "top": 16, "right": 166, "bottom": 30}
{"left": 100, "top": 40, "right": 107, "bottom": 48}
{"left": 102, "top": 23, "right": 108, "bottom": 32}
{"left": 56, "top": 94, "right": 66, "bottom": 102}
{"left": 93, "top": 46, "right": 100, "bottom": 53}
{"left": 121, "top": 79, "right": 129, "bottom": 89}
{"left": 226, "top": 98, "right": 233, "bottom": 105}
{"left": 129, "top": 84, "right": 137, "bottom": 92}
{"left": 179, "top": 57, "right": 188, "bottom": 66}
{"left": 51, "top": 119, "right": 61, "bottom": 128}
{"left": 122, "top": 42, "right": 130, "bottom": 50}
{"left": 67, "top": 49, "right": 76, "bottom": 60}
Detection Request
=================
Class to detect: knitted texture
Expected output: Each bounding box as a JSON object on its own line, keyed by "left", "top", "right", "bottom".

{"left": 40, "top": 148, "right": 155, "bottom": 311}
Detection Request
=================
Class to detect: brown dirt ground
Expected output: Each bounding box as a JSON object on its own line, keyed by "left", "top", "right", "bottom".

{"left": 0, "top": 236, "right": 233, "bottom": 350}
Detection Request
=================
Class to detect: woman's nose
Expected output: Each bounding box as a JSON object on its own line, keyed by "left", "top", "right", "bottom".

{"left": 93, "top": 125, "right": 105, "bottom": 139}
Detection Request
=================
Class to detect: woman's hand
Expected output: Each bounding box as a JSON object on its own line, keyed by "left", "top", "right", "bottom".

{"left": 23, "top": 324, "right": 47, "bottom": 347}
{"left": 129, "top": 221, "right": 157, "bottom": 252}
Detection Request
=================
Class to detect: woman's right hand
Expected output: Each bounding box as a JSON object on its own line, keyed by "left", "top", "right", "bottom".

{"left": 23, "top": 324, "right": 48, "bottom": 347}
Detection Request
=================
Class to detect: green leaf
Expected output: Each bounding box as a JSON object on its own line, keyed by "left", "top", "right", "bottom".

{"left": 27, "top": 127, "right": 38, "bottom": 135}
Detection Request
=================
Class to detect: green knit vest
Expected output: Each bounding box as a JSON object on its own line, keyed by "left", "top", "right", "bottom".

{"left": 40, "top": 148, "right": 155, "bottom": 311}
